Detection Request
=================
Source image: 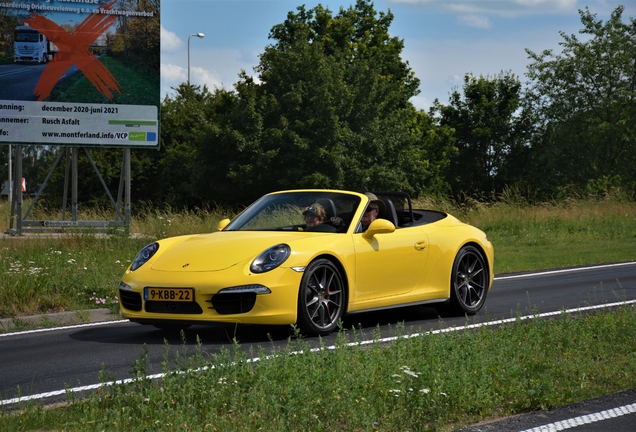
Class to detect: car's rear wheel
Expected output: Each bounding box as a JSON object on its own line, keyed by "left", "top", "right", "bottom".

{"left": 449, "top": 245, "right": 488, "bottom": 315}
{"left": 297, "top": 259, "right": 345, "bottom": 336}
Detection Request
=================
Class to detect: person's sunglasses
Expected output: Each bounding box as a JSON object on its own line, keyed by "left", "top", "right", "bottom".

{"left": 365, "top": 206, "right": 378, "bottom": 213}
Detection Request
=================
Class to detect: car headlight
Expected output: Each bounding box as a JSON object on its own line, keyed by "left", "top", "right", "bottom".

{"left": 130, "top": 242, "right": 159, "bottom": 271}
{"left": 250, "top": 244, "right": 291, "bottom": 273}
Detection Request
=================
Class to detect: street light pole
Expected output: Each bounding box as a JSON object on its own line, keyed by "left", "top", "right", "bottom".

{"left": 188, "top": 32, "right": 205, "bottom": 84}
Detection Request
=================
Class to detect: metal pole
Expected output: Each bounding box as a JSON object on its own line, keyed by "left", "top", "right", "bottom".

{"left": 187, "top": 32, "right": 204, "bottom": 84}
{"left": 62, "top": 147, "right": 70, "bottom": 220}
{"left": 7, "top": 144, "right": 11, "bottom": 204}
{"left": 72, "top": 147, "right": 78, "bottom": 221}
{"left": 15, "top": 145, "right": 22, "bottom": 235}
{"left": 125, "top": 148, "right": 131, "bottom": 235}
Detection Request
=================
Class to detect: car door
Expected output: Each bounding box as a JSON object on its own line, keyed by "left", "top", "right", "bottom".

{"left": 351, "top": 227, "right": 429, "bottom": 302}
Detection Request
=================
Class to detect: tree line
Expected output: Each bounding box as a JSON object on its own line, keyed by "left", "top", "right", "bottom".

{"left": 3, "top": 1, "right": 635, "bottom": 209}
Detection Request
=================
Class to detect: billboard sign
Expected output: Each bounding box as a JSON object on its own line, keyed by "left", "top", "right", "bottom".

{"left": 0, "top": 0, "right": 160, "bottom": 148}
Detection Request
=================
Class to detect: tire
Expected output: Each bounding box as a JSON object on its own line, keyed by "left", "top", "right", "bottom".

{"left": 297, "top": 259, "right": 346, "bottom": 336}
{"left": 449, "top": 245, "right": 488, "bottom": 315}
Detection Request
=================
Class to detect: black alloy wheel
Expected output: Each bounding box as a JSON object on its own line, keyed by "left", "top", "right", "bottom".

{"left": 450, "top": 245, "right": 488, "bottom": 314}
{"left": 297, "top": 259, "right": 346, "bottom": 336}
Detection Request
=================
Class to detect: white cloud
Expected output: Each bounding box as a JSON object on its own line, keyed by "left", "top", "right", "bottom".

{"left": 390, "top": 0, "right": 578, "bottom": 17}
{"left": 409, "top": 95, "right": 434, "bottom": 111}
{"left": 457, "top": 14, "right": 491, "bottom": 29}
{"left": 189, "top": 66, "right": 223, "bottom": 90}
{"left": 161, "top": 25, "right": 183, "bottom": 52}
{"left": 161, "top": 63, "right": 185, "bottom": 82}
{"left": 445, "top": 73, "right": 464, "bottom": 88}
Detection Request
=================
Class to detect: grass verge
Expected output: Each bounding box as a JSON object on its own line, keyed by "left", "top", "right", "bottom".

{"left": 1, "top": 307, "right": 635, "bottom": 431}
{"left": 1, "top": 196, "right": 635, "bottom": 319}
{"left": 45, "top": 56, "right": 159, "bottom": 105}
{"left": 0, "top": 194, "right": 634, "bottom": 430}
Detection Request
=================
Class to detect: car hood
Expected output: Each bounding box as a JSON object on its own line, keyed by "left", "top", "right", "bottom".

{"left": 150, "top": 231, "right": 318, "bottom": 272}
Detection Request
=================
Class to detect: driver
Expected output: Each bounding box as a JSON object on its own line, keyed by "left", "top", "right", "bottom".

{"left": 303, "top": 203, "right": 327, "bottom": 228}
{"left": 360, "top": 192, "right": 386, "bottom": 231}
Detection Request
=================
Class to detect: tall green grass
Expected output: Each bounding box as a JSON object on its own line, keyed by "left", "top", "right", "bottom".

{"left": 1, "top": 195, "right": 635, "bottom": 319}
{"left": 0, "top": 203, "right": 230, "bottom": 319}
{"left": 1, "top": 194, "right": 635, "bottom": 430}
{"left": 415, "top": 191, "right": 636, "bottom": 273}
{"left": 2, "top": 307, "right": 635, "bottom": 431}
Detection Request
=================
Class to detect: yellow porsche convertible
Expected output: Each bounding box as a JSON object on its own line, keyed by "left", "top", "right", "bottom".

{"left": 119, "top": 190, "right": 494, "bottom": 335}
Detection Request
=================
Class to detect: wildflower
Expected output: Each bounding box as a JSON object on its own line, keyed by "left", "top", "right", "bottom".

{"left": 403, "top": 369, "right": 419, "bottom": 378}
{"left": 398, "top": 365, "right": 420, "bottom": 378}
{"left": 420, "top": 388, "right": 430, "bottom": 394}
{"left": 389, "top": 389, "right": 401, "bottom": 397}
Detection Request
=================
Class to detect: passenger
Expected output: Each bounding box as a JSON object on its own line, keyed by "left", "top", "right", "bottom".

{"left": 303, "top": 203, "right": 327, "bottom": 228}
{"left": 361, "top": 192, "right": 386, "bottom": 231}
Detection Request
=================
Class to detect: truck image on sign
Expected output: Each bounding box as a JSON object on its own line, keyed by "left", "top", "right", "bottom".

{"left": 14, "top": 25, "right": 59, "bottom": 63}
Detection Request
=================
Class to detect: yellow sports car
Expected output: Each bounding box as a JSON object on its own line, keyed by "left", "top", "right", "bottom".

{"left": 119, "top": 190, "right": 494, "bottom": 335}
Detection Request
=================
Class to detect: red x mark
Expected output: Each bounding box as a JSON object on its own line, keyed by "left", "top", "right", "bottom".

{"left": 25, "top": 0, "right": 121, "bottom": 101}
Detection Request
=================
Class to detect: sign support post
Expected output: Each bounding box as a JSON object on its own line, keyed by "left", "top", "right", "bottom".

{"left": 1, "top": 0, "right": 159, "bottom": 235}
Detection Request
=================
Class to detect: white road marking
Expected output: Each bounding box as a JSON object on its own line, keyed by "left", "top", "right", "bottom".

{"left": 494, "top": 261, "right": 636, "bottom": 281}
{"left": 0, "top": 319, "right": 128, "bottom": 338}
{"left": 2, "top": 299, "right": 636, "bottom": 407}
{"left": 520, "top": 402, "right": 636, "bottom": 431}
{"left": 2, "top": 262, "right": 633, "bottom": 339}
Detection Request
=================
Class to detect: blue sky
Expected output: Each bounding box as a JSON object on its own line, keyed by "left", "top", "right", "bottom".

{"left": 160, "top": 0, "right": 635, "bottom": 110}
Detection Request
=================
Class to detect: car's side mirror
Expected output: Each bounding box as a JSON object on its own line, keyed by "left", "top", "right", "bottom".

{"left": 217, "top": 218, "right": 231, "bottom": 231}
{"left": 363, "top": 218, "right": 395, "bottom": 239}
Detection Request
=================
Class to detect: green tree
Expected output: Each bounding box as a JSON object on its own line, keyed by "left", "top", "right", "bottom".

{"left": 145, "top": 84, "right": 219, "bottom": 208}
{"left": 185, "top": 0, "right": 454, "bottom": 206}
{"left": 432, "top": 72, "right": 530, "bottom": 196}
{"left": 110, "top": 0, "right": 160, "bottom": 71}
{"left": 0, "top": 6, "right": 28, "bottom": 61}
{"left": 524, "top": 5, "right": 636, "bottom": 197}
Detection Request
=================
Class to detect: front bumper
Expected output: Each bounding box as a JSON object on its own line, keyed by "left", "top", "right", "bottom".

{"left": 119, "top": 266, "right": 303, "bottom": 326}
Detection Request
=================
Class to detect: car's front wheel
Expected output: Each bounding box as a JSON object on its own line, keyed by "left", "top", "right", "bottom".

{"left": 297, "top": 259, "right": 345, "bottom": 336}
{"left": 449, "top": 245, "right": 488, "bottom": 314}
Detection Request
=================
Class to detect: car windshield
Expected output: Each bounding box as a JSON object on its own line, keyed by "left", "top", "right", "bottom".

{"left": 224, "top": 191, "right": 361, "bottom": 233}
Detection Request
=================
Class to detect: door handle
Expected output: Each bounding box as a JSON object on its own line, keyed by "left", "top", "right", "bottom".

{"left": 414, "top": 241, "right": 427, "bottom": 251}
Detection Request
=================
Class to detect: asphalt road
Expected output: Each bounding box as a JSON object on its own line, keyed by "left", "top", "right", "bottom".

{"left": 0, "top": 62, "right": 78, "bottom": 101}
{"left": 1, "top": 262, "right": 635, "bottom": 430}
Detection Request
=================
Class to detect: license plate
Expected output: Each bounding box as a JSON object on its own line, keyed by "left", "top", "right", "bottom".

{"left": 144, "top": 288, "right": 194, "bottom": 302}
